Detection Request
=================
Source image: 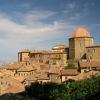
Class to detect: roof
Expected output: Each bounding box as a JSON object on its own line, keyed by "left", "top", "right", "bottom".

{"left": 86, "top": 45, "right": 100, "bottom": 48}
{"left": 72, "top": 27, "right": 91, "bottom": 38}
{"left": 17, "top": 65, "right": 34, "bottom": 72}
{"left": 19, "top": 49, "right": 30, "bottom": 53}
{"left": 49, "top": 67, "right": 62, "bottom": 74}
{"left": 72, "top": 71, "right": 100, "bottom": 81}
{"left": 40, "top": 65, "right": 50, "bottom": 72}
{"left": 5, "top": 62, "right": 36, "bottom": 72}
{"left": 52, "top": 44, "right": 67, "bottom": 50}
{"left": 79, "top": 61, "right": 100, "bottom": 68}
{"left": 0, "top": 74, "right": 25, "bottom": 95}
{"left": 0, "top": 71, "right": 5, "bottom": 76}
{"left": 8, "top": 84, "right": 25, "bottom": 94}
{"left": 5, "top": 62, "right": 23, "bottom": 70}
{"left": 61, "top": 69, "right": 79, "bottom": 76}
{"left": 12, "top": 75, "right": 26, "bottom": 82}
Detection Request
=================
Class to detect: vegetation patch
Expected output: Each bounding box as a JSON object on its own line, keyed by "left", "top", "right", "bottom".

{"left": 25, "top": 76, "right": 100, "bottom": 100}
{"left": 65, "top": 63, "right": 77, "bottom": 69}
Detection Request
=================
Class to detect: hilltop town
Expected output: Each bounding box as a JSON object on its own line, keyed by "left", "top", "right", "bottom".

{"left": 0, "top": 27, "right": 100, "bottom": 95}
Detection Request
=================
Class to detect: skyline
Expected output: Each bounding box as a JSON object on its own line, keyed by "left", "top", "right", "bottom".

{"left": 0, "top": 0, "right": 100, "bottom": 62}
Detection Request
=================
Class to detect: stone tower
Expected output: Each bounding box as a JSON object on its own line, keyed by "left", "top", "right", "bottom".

{"left": 69, "top": 27, "right": 94, "bottom": 60}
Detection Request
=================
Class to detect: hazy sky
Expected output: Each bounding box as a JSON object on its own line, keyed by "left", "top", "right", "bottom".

{"left": 0, "top": 0, "right": 100, "bottom": 62}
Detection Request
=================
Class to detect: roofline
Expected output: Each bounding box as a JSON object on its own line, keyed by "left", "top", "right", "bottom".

{"left": 17, "top": 70, "right": 34, "bottom": 72}
{"left": 61, "top": 74, "right": 78, "bottom": 76}
{"left": 86, "top": 45, "right": 100, "bottom": 48}
{"left": 69, "top": 37, "right": 93, "bottom": 39}
{"left": 18, "top": 51, "right": 30, "bottom": 53}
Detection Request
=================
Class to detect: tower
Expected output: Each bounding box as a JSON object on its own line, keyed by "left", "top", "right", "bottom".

{"left": 69, "top": 27, "right": 94, "bottom": 60}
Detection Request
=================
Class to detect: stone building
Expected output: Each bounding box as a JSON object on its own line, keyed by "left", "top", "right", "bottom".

{"left": 69, "top": 27, "right": 94, "bottom": 60}
{"left": 18, "top": 27, "right": 100, "bottom": 68}
{"left": 79, "top": 60, "right": 100, "bottom": 73}
{"left": 18, "top": 44, "right": 68, "bottom": 67}
{"left": 86, "top": 45, "right": 100, "bottom": 60}
{"left": 61, "top": 69, "right": 79, "bottom": 82}
{"left": 18, "top": 50, "right": 30, "bottom": 62}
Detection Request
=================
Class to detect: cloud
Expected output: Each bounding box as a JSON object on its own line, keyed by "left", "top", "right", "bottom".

{"left": 0, "top": 10, "right": 75, "bottom": 62}
{"left": 63, "top": 0, "right": 90, "bottom": 21}
{"left": 68, "top": 2, "right": 76, "bottom": 9}
{"left": 22, "top": 10, "right": 57, "bottom": 25}
{"left": 69, "top": 13, "right": 82, "bottom": 20}
{"left": 0, "top": 16, "right": 70, "bottom": 43}
{"left": 17, "top": 3, "right": 32, "bottom": 8}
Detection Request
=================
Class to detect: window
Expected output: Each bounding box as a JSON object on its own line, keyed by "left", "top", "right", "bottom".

{"left": 87, "top": 49, "right": 90, "bottom": 52}
{"left": 1, "top": 82, "right": 3, "bottom": 85}
{"left": 80, "top": 43, "right": 82, "bottom": 47}
{"left": 0, "top": 76, "right": 3, "bottom": 79}
{"left": 93, "top": 49, "right": 95, "bottom": 53}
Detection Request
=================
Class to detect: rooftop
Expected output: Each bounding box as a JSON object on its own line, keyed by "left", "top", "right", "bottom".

{"left": 72, "top": 27, "right": 91, "bottom": 38}
{"left": 79, "top": 60, "right": 100, "bottom": 68}
{"left": 49, "top": 67, "right": 62, "bottom": 74}
{"left": 17, "top": 65, "right": 35, "bottom": 72}
{"left": 86, "top": 45, "right": 100, "bottom": 48}
{"left": 52, "top": 44, "right": 68, "bottom": 50}
{"left": 61, "top": 69, "right": 79, "bottom": 76}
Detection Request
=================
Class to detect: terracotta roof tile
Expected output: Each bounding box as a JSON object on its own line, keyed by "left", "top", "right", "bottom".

{"left": 0, "top": 71, "right": 5, "bottom": 76}
{"left": 49, "top": 67, "right": 62, "bottom": 74}
{"left": 5, "top": 62, "right": 24, "bottom": 70}
{"left": 72, "top": 71, "right": 100, "bottom": 81}
{"left": 12, "top": 75, "right": 26, "bottom": 82}
{"left": 0, "top": 74, "right": 25, "bottom": 95}
{"left": 40, "top": 65, "right": 50, "bottom": 73}
{"left": 79, "top": 61, "right": 100, "bottom": 68}
{"left": 17, "top": 66, "right": 33, "bottom": 72}
{"left": 61, "top": 69, "right": 79, "bottom": 76}
{"left": 8, "top": 84, "right": 25, "bottom": 93}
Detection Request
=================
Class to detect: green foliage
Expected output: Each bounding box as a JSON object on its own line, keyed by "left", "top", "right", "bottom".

{"left": 25, "top": 76, "right": 100, "bottom": 100}
{"left": 65, "top": 63, "right": 77, "bottom": 69}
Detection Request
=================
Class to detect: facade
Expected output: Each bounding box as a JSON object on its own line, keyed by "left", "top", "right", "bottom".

{"left": 18, "top": 50, "right": 30, "bottom": 62}
{"left": 18, "top": 44, "right": 68, "bottom": 67}
{"left": 61, "top": 69, "right": 79, "bottom": 82}
{"left": 49, "top": 67, "right": 62, "bottom": 83}
{"left": 86, "top": 45, "right": 100, "bottom": 60}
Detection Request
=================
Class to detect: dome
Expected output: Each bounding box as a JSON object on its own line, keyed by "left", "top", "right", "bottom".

{"left": 72, "top": 27, "right": 91, "bottom": 38}
{"left": 52, "top": 44, "right": 67, "bottom": 50}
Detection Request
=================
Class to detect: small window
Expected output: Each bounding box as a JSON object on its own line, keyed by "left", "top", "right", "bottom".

{"left": 80, "top": 43, "right": 82, "bottom": 47}
{"left": 0, "top": 76, "right": 3, "bottom": 79}
{"left": 93, "top": 49, "right": 95, "bottom": 53}
{"left": 1, "top": 82, "right": 3, "bottom": 85}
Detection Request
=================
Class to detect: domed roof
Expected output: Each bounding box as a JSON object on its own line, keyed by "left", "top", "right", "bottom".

{"left": 72, "top": 27, "right": 91, "bottom": 38}
{"left": 52, "top": 44, "right": 67, "bottom": 50}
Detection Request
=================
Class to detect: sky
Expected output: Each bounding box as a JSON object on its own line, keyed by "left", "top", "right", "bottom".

{"left": 0, "top": 0, "right": 100, "bottom": 62}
